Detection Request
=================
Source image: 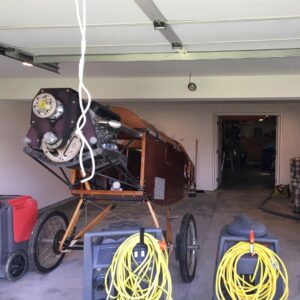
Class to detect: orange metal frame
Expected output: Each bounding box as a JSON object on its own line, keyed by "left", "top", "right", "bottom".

{"left": 59, "top": 132, "right": 173, "bottom": 251}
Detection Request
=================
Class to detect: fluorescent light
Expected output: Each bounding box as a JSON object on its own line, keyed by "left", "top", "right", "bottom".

{"left": 22, "top": 62, "right": 33, "bottom": 67}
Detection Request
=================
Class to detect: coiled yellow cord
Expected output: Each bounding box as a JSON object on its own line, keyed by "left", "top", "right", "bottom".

{"left": 215, "top": 242, "right": 289, "bottom": 300}
{"left": 105, "top": 233, "right": 173, "bottom": 300}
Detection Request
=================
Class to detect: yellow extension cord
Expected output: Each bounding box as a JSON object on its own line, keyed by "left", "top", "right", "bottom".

{"left": 105, "top": 233, "right": 173, "bottom": 300}
{"left": 215, "top": 241, "right": 289, "bottom": 300}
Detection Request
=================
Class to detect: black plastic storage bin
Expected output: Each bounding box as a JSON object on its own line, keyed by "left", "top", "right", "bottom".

{"left": 0, "top": 195, "right": 37, "bottom": 281}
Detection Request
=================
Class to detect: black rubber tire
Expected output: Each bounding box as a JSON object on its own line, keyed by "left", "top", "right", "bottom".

{"left": 28, "top": 210, "right": 69, "bottom": 273}
{"left": 5, "top": 250, "right": 28, "bottom": 281}
{"left": 178, "top": 213, "right": 198, "bottom": 283}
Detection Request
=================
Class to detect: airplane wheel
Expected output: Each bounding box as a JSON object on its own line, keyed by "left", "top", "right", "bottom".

{"left": 177, "top": 213, "right": 198, "bottom": 283}
{"left": 28, "top": 210, "right": 68, "bottom": 273}
{"left": 5, "top": 250, "right": 28, "bottom": 281}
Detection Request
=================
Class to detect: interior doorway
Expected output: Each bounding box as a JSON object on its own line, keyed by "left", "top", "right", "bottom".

{"left": 215, "top": 115, "right": 278, "bottom": 189}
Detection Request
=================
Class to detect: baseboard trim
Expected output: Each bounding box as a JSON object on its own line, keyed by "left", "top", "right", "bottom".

{"left": 39, "top": 196, "right": 78, "bottom": 214}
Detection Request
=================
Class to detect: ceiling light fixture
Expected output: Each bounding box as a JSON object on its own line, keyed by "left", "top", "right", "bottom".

{"left": 259, "top": 118, "right": 264, "bottom": 122}
{"left": 22, "top": 61, "right": 33, "bottom": 67}
{"left": 187, "top": 73, "right": 197, "bottom": 91}
{"left": 0, "top": 42, "right": 59, "bottom": 73}
{"left": 153, "top": 18, "right": 167, "bottom": 30}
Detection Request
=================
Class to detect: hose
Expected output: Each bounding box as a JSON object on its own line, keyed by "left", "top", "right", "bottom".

{"left": 215, "top": 241, "right": 289, "bottom": 300}
{"left": 105, "top": 233, "right": 172, "bottom": 300}
{"left": 259, "top": 190, "right": 300, "bottom": 221}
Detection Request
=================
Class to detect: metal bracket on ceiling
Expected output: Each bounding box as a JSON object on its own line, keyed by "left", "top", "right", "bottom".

{"left": 0, "top": 42, "right": 59, "bottom": 73}
{"left": 134, "top": 0, "right": 184, "bottom": 52}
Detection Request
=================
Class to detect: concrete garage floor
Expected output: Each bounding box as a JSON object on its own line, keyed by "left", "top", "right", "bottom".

{"left": 1, "top": 187, "right": 300, "bottom": 300}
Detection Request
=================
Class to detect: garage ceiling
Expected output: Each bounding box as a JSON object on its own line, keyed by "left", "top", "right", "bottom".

{"left": 1, "top": 0, "right": 300, "bottom": 77}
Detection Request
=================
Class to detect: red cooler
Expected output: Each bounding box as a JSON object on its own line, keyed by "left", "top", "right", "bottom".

{"left": 0, "top": 195, "right": 37, "bottom": 281}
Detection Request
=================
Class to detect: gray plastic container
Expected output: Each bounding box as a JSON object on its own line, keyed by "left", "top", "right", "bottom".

{"left": 213, "top": 215, "right": 283, "bottom": 300}
{"left": 83, "top": 228, "right": 163, "bottom": 300}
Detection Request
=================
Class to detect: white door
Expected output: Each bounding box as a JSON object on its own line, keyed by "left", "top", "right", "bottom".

{"left": 217, "top": 116, "right": 223, "bottom": 188}
{"left": 275, "top": 116, "right": 280, "bottom": 185}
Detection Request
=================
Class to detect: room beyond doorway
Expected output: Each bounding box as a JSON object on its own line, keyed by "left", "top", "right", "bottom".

{"left": 216, "top": 115, "right": 277, "bottom": 189}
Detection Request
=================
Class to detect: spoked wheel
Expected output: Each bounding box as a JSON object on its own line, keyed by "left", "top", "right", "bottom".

{"left": 5, "top": 250, "right": 28, "bottom": 281}
{"left": 28, "top": 210, "right": 69, "bottom": 273}
{"left": 176, "top": 213, "right": 199, "bottom": 283}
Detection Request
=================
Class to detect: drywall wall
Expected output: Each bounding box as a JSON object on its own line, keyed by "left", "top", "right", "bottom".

{"left": 1, "top": 99, "right": 300, "bottom": 206}
{"left": 115, "top": 101, "right": 300, "bottom": 190}
{"left": 1, "top": 74, "right": 300, "bottom": 101}
{"left": 0, "top": 101, "right": 69, "bottom": 208}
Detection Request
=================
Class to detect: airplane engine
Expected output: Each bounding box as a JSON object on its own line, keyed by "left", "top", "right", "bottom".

{"left": 24, "top": 88, "right": 121, "bottom": 168}
{"left": 24, "top": 87, "right": 195, "bottom": 205}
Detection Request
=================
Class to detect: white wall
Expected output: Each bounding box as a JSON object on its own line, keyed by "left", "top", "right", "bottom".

{"left": 0, "top": 101, "right": 69, "bottom": 208}
{"left": 0, "top": 101, "right": 300, "bottom": 199}
{"left": 1, "top": 74, "right": 300, "bottom": 101}
{"left": 1, "top": 100, "right": 300, "bottom": 206}
{"left": 0, "top": 101, "right": 300, "bottom": 200}
{"left": 115, "top": 102, "right": 300, "bottom": 190}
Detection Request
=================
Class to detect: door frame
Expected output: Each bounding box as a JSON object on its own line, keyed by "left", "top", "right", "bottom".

{"left": 213, "top": 113, "right": 282, "bottom": 190}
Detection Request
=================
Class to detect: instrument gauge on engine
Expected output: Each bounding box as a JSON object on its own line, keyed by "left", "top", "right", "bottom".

{"left": 32, "top": 93, "right": 57, "bottom": 118}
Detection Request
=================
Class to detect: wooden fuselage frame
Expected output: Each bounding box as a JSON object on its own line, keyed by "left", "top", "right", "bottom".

{"left": 55, "top": 107, "right": 194, "bottom": 251}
